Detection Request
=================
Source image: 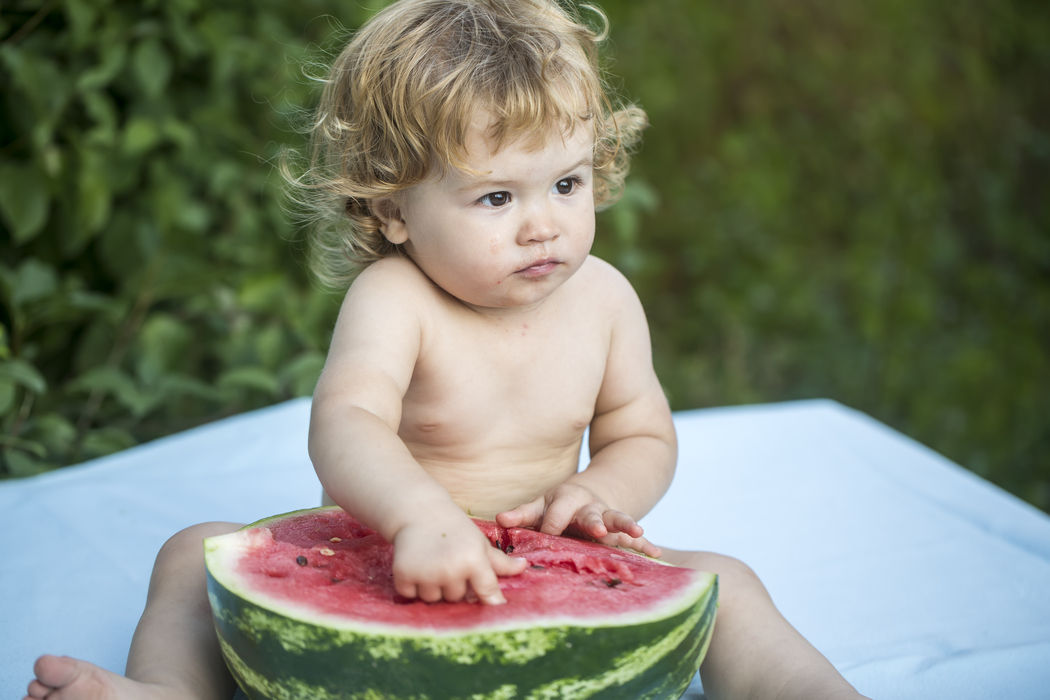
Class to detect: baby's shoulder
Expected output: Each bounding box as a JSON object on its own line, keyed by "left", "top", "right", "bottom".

{"left": 349, "top": 255, "right": 438, "bottom": 302}
{"left": 579, "top": 255, "right": 633, "bottom": 285}
{"left": 338, "top": 256, "right": 449, "bottom": 336}
{"left": 574, "top": 256, "right": 643, "bottom": 308}
{"left": 354, "top": 254, "right": 423, "bottom": 285}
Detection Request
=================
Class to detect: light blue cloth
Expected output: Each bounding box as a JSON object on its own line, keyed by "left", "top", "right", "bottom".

{"left": 3, "top": 398, "right": 1048, "bottom": 698}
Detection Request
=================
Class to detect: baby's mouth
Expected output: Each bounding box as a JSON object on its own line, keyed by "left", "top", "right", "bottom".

{"left": 515, "top": 258, "right": 561, "bottom": 277}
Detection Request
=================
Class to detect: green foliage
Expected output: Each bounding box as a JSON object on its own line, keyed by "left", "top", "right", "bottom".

{"left": 594, "top": 0, "right": 1050, "bottom": 511}
{"left": 2, "top": 1, "right": 1048, "bottom": 513}
{"left": 0, "top": 0, "right": 361, "bottom": 475}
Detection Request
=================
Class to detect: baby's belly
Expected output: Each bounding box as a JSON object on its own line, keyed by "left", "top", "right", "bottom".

{"left": 421, "top": 455, "right": 580, "bottom": 519}
{"left": 319, "top": 429, "right": 585, "bottom": 519}
{"left": 318, "top": 453, "right": 581, "bottom": 519}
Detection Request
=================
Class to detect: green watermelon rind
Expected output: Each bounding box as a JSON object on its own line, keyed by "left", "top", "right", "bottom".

{"left": 208, "top": 584, "right": 717, "bottom": 700}
{"left": 205, "top": 507, "right": 718, "bottom": 700}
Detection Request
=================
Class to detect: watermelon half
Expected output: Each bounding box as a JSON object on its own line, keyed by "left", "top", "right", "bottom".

{"left": 204, "top": 506, "right": 717, "bottom": 699}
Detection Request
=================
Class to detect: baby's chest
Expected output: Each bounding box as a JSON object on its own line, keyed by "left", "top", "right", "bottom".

{"left": 402, "top": 329, "right": 607, "bottom": 442}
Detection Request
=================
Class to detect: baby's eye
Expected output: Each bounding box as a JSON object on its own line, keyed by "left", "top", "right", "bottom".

{"left": 479, "top": 191, "right": 511, "bottom": 207}
{"left": 554, "top": 176, "right": 582, "bottom": 195}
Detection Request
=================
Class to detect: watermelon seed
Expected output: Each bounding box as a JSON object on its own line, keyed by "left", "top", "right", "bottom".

{"left": 605, "top": 578, "right": 622, "bottom": 588}
{"left": 531, "top": 565, "right": 545, "bottom": 570}
{"left": 296, "top": 555, "right": 308, "bottom": 566}
{"left": 329, "top": 537, "right": 342, "bottom": 543}
{"left": 504, "top": 544, "right": 515, "bottom": 554}
{"left": 319, "top": 547, "right": 335, "bottom": 556}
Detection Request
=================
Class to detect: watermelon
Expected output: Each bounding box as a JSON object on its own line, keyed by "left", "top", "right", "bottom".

{"left": 204, "top": 506, "right": 717, "bottom": 699}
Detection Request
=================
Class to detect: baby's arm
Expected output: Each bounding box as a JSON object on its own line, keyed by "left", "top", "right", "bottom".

{"left": 310, "top": 261, "right": 525, "bottom": 604}
{"left": 498, "top": 263, "right": 676, "bottom": 553}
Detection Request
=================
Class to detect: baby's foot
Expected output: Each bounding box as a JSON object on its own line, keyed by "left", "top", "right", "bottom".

{"left": 25, "top": 655, "right": 181, "bottom": 700}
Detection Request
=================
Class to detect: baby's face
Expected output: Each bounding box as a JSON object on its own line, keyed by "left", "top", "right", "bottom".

{"left": 387, "top": 117, "right": 596, "bottom": 314}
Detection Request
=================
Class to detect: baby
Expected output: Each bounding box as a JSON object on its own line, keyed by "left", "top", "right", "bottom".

{"left": 27, "top": 1, "right": 866, "bottom": 698}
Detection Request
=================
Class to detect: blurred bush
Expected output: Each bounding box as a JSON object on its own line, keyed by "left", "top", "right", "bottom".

{"left": 2, "top": 1, "right": 1047, "bottom": 512}
{"left": 0, "top": 0, "right": 357, "bottom": 474}
{"left": 595, "top": 0, "right": 1050, "bottom": 512}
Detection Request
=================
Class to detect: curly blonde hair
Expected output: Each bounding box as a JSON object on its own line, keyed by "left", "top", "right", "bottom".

{"left": 290, "top": 0, "right": 647, "bottom": 287}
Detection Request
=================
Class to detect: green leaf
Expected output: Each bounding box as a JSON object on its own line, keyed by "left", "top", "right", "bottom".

{"left": 0, "top": 435, "right": 47, "bottom": 458}
{"left": 64, "top": 0, "right": 101, "bottom": 46}
{"left": 68, "top": 289, "right": 122, "bottom": 316}
{"left": 80, "top": 427, "right": 136, "bottom": 459}
{"left": 76, "top": 148, "right": 113, "bottom": 237}
{"left": 161, "top": 117, "right": 197, "bottom": 151}
{"left": 0, "top": 382, "right": 14, "bottom": 415}
{"left": 279, "top": 351, "right": 325, "bottom": 397}
{"left": 0, "top": 359, "right": 48, "bottom": 395}
{"left": 123, "top": 117, "right": 162, "bottom": 155}
{"left": 30, "top": 413, "right": 78, "bottom": 456}
{"left": 0, "top": 45, "right": 70, "bottom": 125}
{"left": 97, "top": 211, "right": 146, "bottom": 278}
{"left": 137, "top": 313, "right": 192, "bottom": 380}
{"left": 75, "top": 42, "right": 126, "bottom": 92}
{"left": 69, "top": 367, "right": 155, "bottom": 418}
{"left": 132, "top": 38, "right": 172, "bottom": 100}
{"left": 81, "top": 90, "right": 119, "bottom": 138}
{"left": 2, "top": 447, "right": 52, "bottom": 477}
{"left": 156, "top": 374, "right": 224, "bottom": 403}
{"left": 255, "top": 325, "right": 288, "bottom": 369}
{"left": 217, "top": 366, "right": 281, "bottom": 397}
{"left": 238, "top": 273, "right": 289, "bottom": 313}
{"left": 10, "top": 259, "right": 59, "bottom": 307}
{"left": 0, "top": 163, "right": 50, "bottom": 244}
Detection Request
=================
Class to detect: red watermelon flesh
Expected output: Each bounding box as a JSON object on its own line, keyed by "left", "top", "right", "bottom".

{"left": 229, "top": 506, "right": 704, "bottom": 631}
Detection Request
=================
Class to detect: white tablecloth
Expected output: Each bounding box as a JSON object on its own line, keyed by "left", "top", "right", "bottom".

{"left": 3, "top": 398, "right": 1049, "bottom": 698}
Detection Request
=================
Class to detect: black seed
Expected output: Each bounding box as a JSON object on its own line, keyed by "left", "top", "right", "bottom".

{"left": 605, "top": 578, "right": 622, "bottom": 588}
{"left": 296, "top": 555, "right": 308, "bottom": 566}
{"left": 531, "top": 565, "right": 546, "bottom": 570}
{"left": 504, "top": 544, "right": 515, "bottom": 554}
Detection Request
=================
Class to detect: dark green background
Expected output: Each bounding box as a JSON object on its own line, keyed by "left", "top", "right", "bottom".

{"left": 2, "top": 1, "right": 1047, "bottom": 513}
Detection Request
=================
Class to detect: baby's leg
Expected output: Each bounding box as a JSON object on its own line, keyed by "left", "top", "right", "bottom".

{"left": 662, "top": 549, "right": 869, "bottom": 700}
{"left": 26, "top": 522, "right": 241, "bottom": 700}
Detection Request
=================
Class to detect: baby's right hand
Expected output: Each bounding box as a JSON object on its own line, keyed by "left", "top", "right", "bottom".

{"left": 391, "top": 514, "right": 526, "bottom": 605}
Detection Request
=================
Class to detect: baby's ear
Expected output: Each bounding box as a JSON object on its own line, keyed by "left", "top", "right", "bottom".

{"left": 372, "top": 198, "right": 408, "bottom": 245}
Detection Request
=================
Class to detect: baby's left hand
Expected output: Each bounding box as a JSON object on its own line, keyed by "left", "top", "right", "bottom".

{"left": 496, "top": 483, "right": 662, "bottom": 558}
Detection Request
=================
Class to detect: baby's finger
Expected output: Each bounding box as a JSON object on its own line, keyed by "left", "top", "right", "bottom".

{"left": 496, "top": 496, "right": 545, "bottom": 530}
{"left": 574, "top": 506, "right": 610, "bottom": 539}
{"left": 602, "top": 510, "right": 644, "bottom": 538}
{"left": 602, "top": 531, "right": 662, "bottom": 558}
{"left": 488, "top": 547, "right": 529, "bottom": 577}
{"left": 640, "top": 540, "right": 663, "bottom": 558}
{"left": 417, "top": 582, "right": 443, "bottom": 604}
{"left": 469, "top": 566, "right": 507, "bottom": 606}
{"left": 441, "top": 579, "right": 468, "bottom": 603}
{"left": 539, "top": 494, "right": 589, "bottom": 537}
{"left": 621, "top": 534, "right": 662, "bottom": 558}
{"left": 394, "top": 579, "right": 418, "bottom": 601}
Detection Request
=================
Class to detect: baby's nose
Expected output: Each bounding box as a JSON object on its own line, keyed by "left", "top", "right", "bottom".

{"left": 518, "top": 206, "right": 558, "bottom": 244}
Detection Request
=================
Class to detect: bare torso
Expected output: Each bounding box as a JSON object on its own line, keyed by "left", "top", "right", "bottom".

{"left": 322, "top": 255, "right": 621, "bottom": 518}
{"left": 400, "top": 256, "right": 616, "bottom": 516}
